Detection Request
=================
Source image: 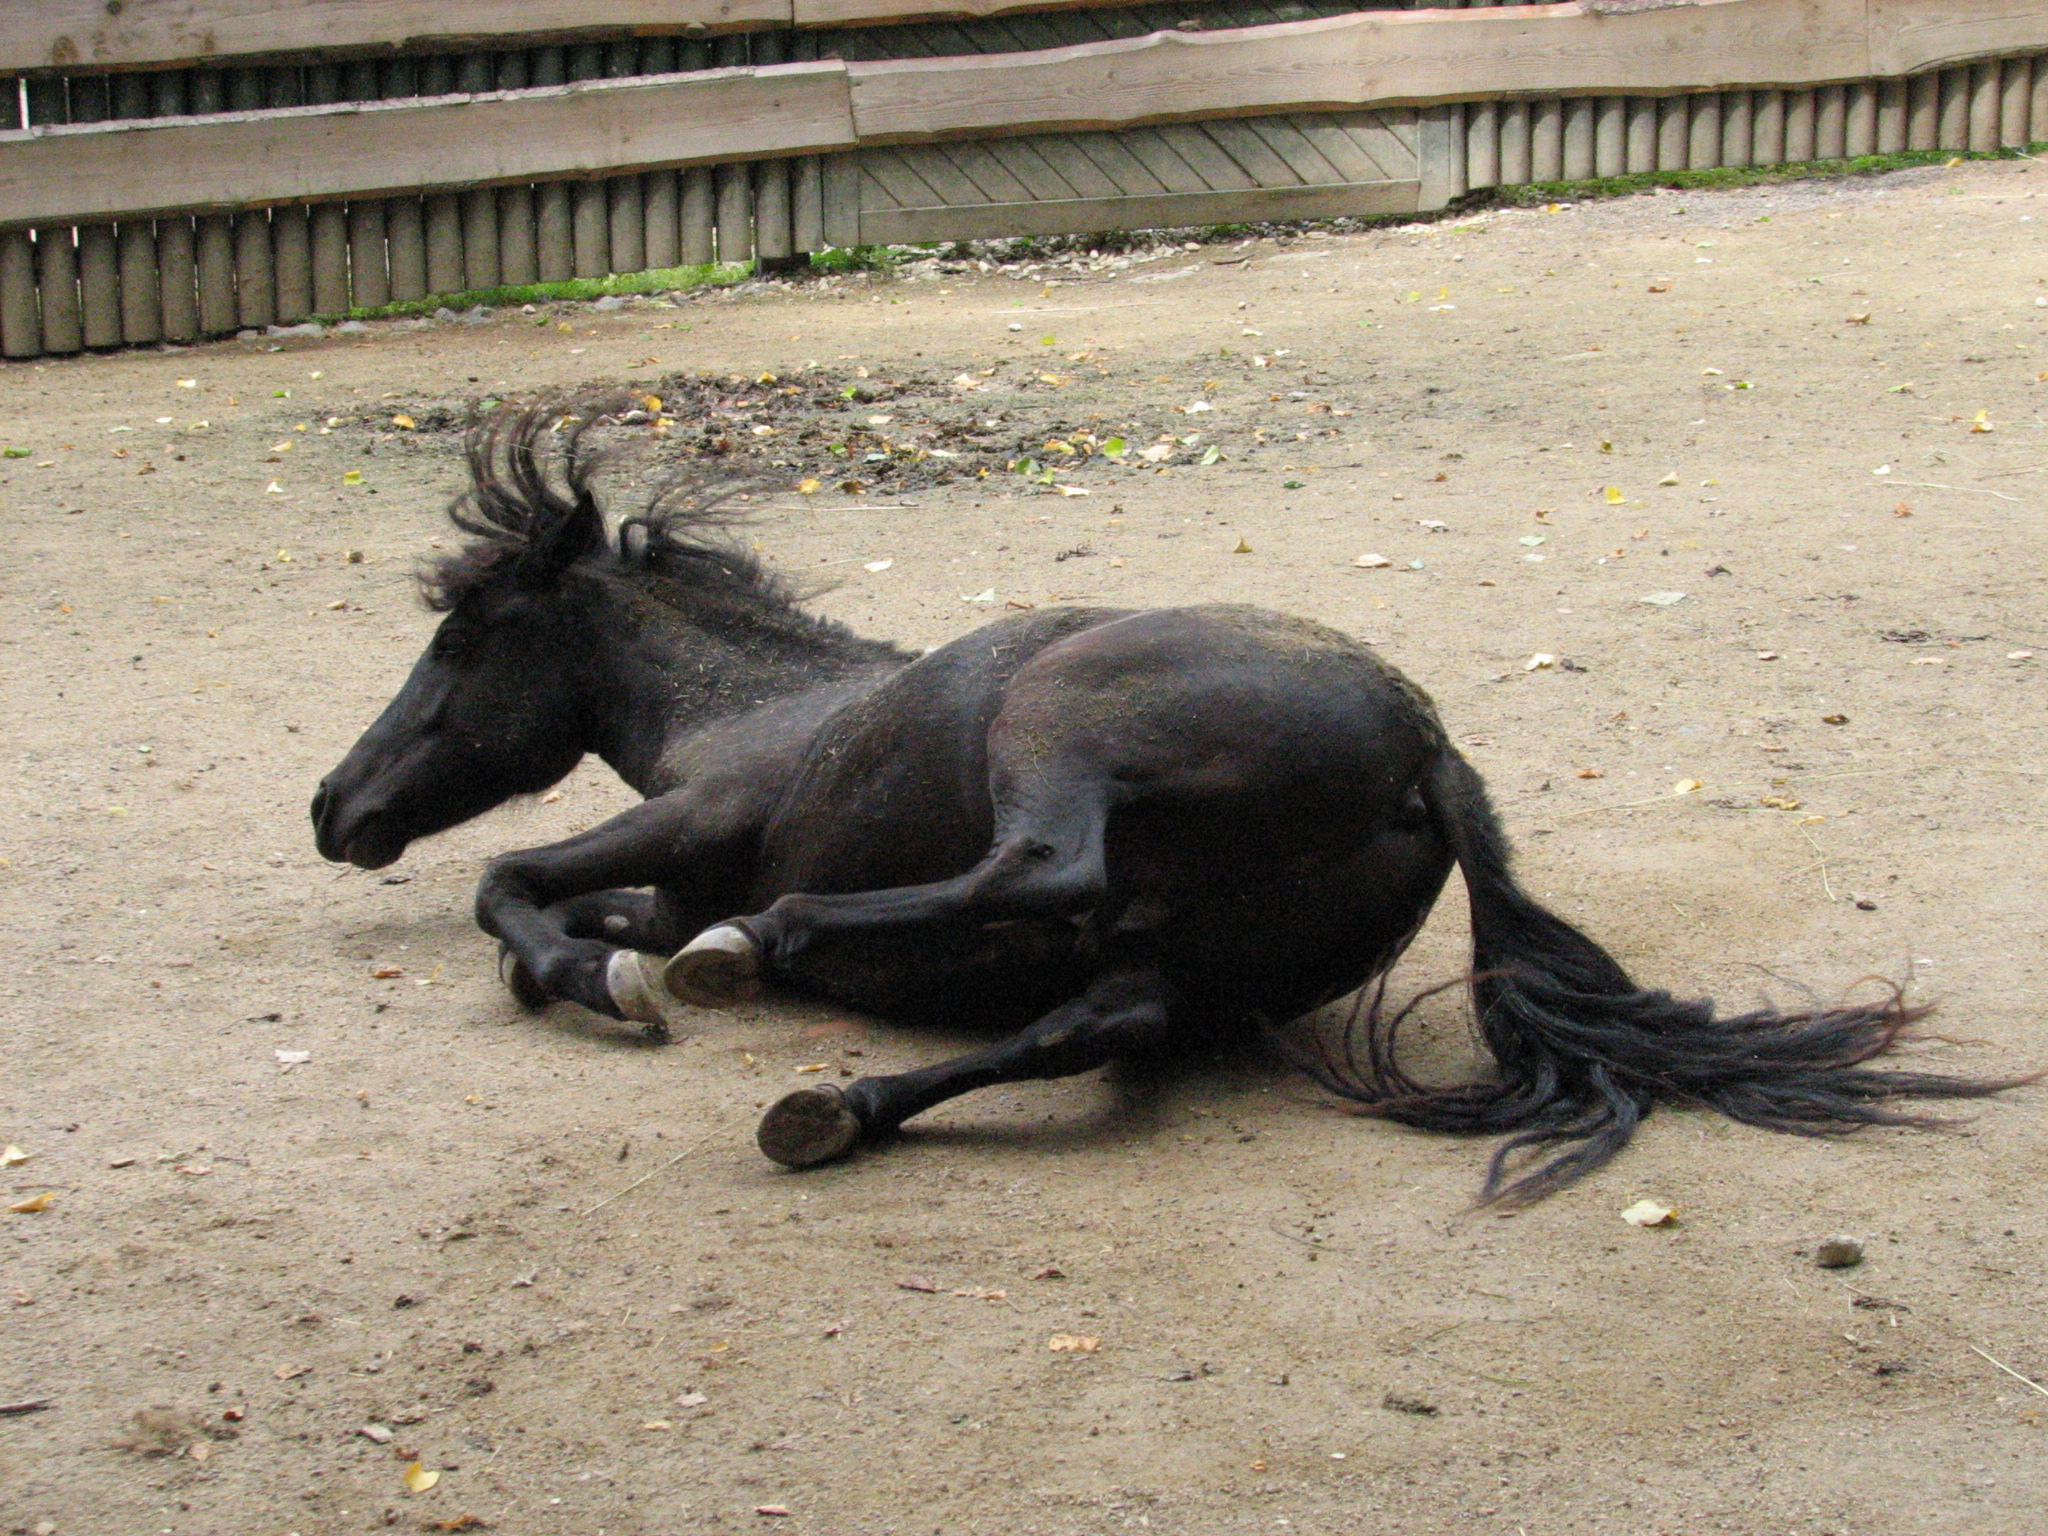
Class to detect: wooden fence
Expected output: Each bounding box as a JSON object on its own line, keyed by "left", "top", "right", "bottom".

{"left": 3, "top": 0, "right": 2047, "bottom": 359}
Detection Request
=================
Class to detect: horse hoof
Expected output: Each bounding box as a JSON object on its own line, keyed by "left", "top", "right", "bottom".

{"left": 663, "top": 925, "right": 762, "bottom": 1009}
{"left": 499, "top": 945, "right": 548, "bottom": 1011}
{"left": 606, "top": 949, "right": 671, "bottom": 1037}
{"left": 758, "top": 1085, "right": 863, "bottom": 1169}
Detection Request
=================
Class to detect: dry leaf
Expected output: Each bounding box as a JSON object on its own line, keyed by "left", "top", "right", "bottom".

{"left": 1759, "top": 794, "right": 1802, "bottom": 810}
{"left": 372, "top": 965, "right": 404, "bottom": 979}
{"left": 1525, "top": 653, "right": 1556, "bottom": 671}
{"left": 642, "top": 1419, "right": 673, "bottom": 1430}
{"left": 1671, "top": 779, "right": 1703, "bottom": 795}
{"left": 797, "top": 478, "right": 821, "bottom": 495}
{"left": 1620, "top": 1199, "right": 1676, "bottom": 1227}
{"left": 0, "top": 1146, "right": 27, "bottom": 1167}
{"left": 1969, "top": 409, "right": 1994, "bottom": 433}
{"left": 756, "top": 1506, "right": 792, "bottom": 1518}
{"left": 1638, "top": 591, "right": 1688, "bottom": 606}
{"left": 1657, "top": 472, "right": 1680, "bottom": 486}
{"left": 343, "top": 470, "right": 363, "bottom": 485}
{"left": 896, "top": 1276, "right": 941, "bottom": 1293}
{"left": 862, "top": 559, "right": 893, "bottom": 572}
{"left": 403, "top": 1461, "right": 441, "bottom": 1494}
{"left": 1603, "top": 486, "right": 1625, "bottom": 504}
{"left": 1048, "top": 1334, "right": 1100, "bottom": 1353}
{"left": 1056, "top": 485, "right": 1090, "bottom": 497}
{"left": 960, "top": 588, "right": 995, "bottom": 604}
{"left": 7, "top": 1194, "right": 52, "bottom": 1214}
{"left": 1353, "top": 553, "right": 1391, "bottom": 568}
{"left": 675, "top": 1391, "right": 709, "bottom": 1408}
{"left": 391, "top": 414, "right": 417, "bottom": 430}
{"left": 1577, "top": 768, "right": 1605, "bottom": 779}
{"left": 1231, "top": 538, "right": 1252, "bottom": 554}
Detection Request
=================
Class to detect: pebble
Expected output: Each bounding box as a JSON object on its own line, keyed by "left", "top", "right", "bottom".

{"left": 1814, "top": 1235, "right": 1865, "bottom": 1269}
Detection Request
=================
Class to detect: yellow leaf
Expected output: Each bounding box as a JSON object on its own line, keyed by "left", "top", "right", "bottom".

{"left": 1602, "top": 486, "right": 1625, "bottom": 504}
{"left": 1672, "top": 778, "right": 1702, "bottom": 796}
{"left": 8, "top": 1193, "right": 53, "bottom": 1213}
{"left": 1232, "top": 538, "right": 1252, "bottom": 554}
{"left": 391, "top": 414, "right": 417, "bottom": 430}
{"left": 797, "top": 478, "right": 821, "bottom": 495}
{"left": 0, "top": 1146, "right": 27, "bottom": 1167}
{"left": 1970, "top": 409, "right": 1994, "bottom": 433}
{"left": 640, "top": 394, "right": 663, "bottom": 412}
{"left": 1621, "top": 1199, "right": 1676, "bottom": 1227}
{"left": 1047, "top": 1334, "right": 1100, "bottom": 1353}
{"left": 403, "top": 1461, "right": 441, "bottom": 1493}
{"left": 343, "top": 470, "right": 363, "bottom": 485}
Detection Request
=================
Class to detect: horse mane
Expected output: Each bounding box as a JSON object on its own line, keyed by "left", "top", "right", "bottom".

{"left": 421, "top": 395, "right": 884, "bottom": 655}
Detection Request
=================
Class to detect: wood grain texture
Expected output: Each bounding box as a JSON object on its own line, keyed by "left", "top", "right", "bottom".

{"left": 1, "top": 1, "right": 790, "bottom": 73}
{"left": 846, "top": 3, "right": 1873, "bottom": 144}
{"left": 0, "top": 64, "right": 859, "bottom": 228}
{"left": 1868, "top": 1, "right": 2048, "bottom": 76}
{"left": 859, "top": 177, "right": 1417, "bottom": 243}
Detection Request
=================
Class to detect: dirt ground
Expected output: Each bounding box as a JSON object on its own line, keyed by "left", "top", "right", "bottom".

{"left": 4, "top": 158, "right": 2047, "bottom": 1536}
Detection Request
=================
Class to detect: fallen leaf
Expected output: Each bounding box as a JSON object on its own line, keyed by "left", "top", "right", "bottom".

{"left": 1138, "top": 444, "right": 1174, "bottom": 463}
{"left": 675, "top": 1391, "right": 710, "bottom": 1408}
{"left": 862, "top": 559, "right": 893, "bottom": 572}
{"left": 1759, "top": 794, "right": 1802, "bottom": 810}
{"left": 359, "top": 1423, "right": 395, "bottom": 1444}
{"left": 1603, "top": 486, "right": 1626, "bottom": 504}
{"left": 1638, "top": 591, "right": 1688, "bottom": 606}
{"left": 1231, "top": 537, "right": 1252, "bottom": 554}
{"left": 1657, "top": 471, "right": 1680, "bottom": 486}
{"left": 1056, "top": 485, "right": 1090, "bottom": 497}
{"left": 797, "top": 478, "right": 821, "bottom": 495}
{"left": 1671, "top": 779, "right": 1703, "bottom": 795}
{"left": 274, "top": 1049, "right": 311, "bottom": 1066}
{"left": 642, "top": 1419, "right": 673, "bottom": 1430}
{"left": 343, "top": 470, "right": 363, "bottom": 485}
{"left": 960, "top": 588, "right": 996, "bottom": 604}
{"left": 0, "top": 1146, "right": 27, "bottom": 1167}
{"left": 1621, "top": 1199, "right": 1676, "bottom": 1227}
{"left": 951, "top": 1287, "right": 1008, "bottom": 1300}
{"left": 1047, "top": 1334, "right": 1100, "bottom": 1353}
{"left": 1822, "top": 713, "right": 1849, "bottom": 725}
{"left": 1353, "top": 553, "right": 1391, "bottom": 568}
{"left": 1199, "top": 445, "right": 1223, "bottom": 465}
{"left": 756, "top": 1507, "right": 792, "bottom": 1518}
{"left": 7, "top": 1194, "right": 52, "bottom": 1213}
{"left": 897, "top": 1276, "right": 941, "bottom": 1293}
{"left": 1970, "top": 409, "right": 1994, "bottom": 433}
{"left": 1525, "top": 653, "right": 1557, "bottom": 671}
{"left": 1577, "top": 767, "right": 1604, "bottom": 779}
{"left": 428, "top": 1518, "right": 490, "bottom": 1533}
{"left": 403, "top": 1461, "right": 441, "bottom": 1494}
{"left": 372, "top": 965, "right": 404, "bottom": 979}
{"left": 187, "top": 1441, "right": 210, "bottom": 1462}
{"left": 392, "top": 414, "right": 417, "bottom": 430}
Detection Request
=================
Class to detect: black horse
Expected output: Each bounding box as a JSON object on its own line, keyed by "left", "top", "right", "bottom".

{"left": 313, "top": 401, "right": 2017, "bottom": 1204}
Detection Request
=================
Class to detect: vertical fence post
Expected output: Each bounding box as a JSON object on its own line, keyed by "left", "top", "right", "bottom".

{"left": 387, "top": 197, "right": 427, "bottom": 302}
{"left": 1784, "top": 89, "right": 1816, "bottom": 161}
{"left": 500, "top": 188, "right": 539, "bottom": 286}
{"left": 1876, "top": 78, "right": 1908, "bottom": 154}
{"left": 1937, "top": 68, "right": 1971, "bottom": 149}
{"left": 1465, "top": 98, "right": 1500, "bottom": 191}
{"left": 537, "top": 182, "right": 574, "bottom": 281}
{"left": 1969, "top": 60, "right": 2001, "bottom": 152}
{"left": 1845, "top": 81, "right": 1877, "bottom": 157}
{"left": 425, "top": 193, "right": 465, "bottom": 295}
{"left": 1, "top": 230, "right": 40, "bottom": 359}
{"left": 607, "top": 171, "right": 647, "bottom": 276}
{"left": 37, "top": 228, "right": 84, "bottom": 353}
{"left": 573, "top": 181, "right": 612, "bottom": 277}
{"left": 77, "top": 223, "right": 121, "bottom": 348}
{"left": 310, "top": 204, "right": 349, "bottom": 315}
{"left": 682, "top": 167, "right": 717, "bottom": 264}
{"left": 118, "top": 220, "right": 163, "bottom": 343}
{"left": 195, "top": 213, "right": 235, "bottom": 335}
{"left": 714, "top": 163, "right": 753, "bottom": 263}
{"left": 348, "top": 200, "right": 389, "bottom": 309}
{"left": 1720, "top": 91, "right": 1753, "bottom": 168}
{"left": 272, "top": 205, "right": 312, "bottom": 323}
{"left": 159, "top": 217, "right": 199, "bottom": 341}
{"left": 1594, "top": 96, "right": 1625, "bottom": 176}
{"left": 233, "top": 210, "right": 274, "bottom": 329}
{"left": 1752, "top": 89, "right": 1785, "bottom": 163}
{"left": 2001, "top": 57, "right": 2032, "bottom": 147}
{"left": 1907, "top": 72, "right": 1940, "bottom": 149}
{"left": 1418, "top": 103, "right": 1466, "bottom": 209}
{"left": 1688, "top": 92, "right": 1720, "bottom": 168}
{"left": 462, "top": 190, "right": 503, "bottom": 291}
{"left": 1625, "top": 96, "right": 1657, "bottom": 172}
{"left": 2032, "top": 53, "right": 2048, "bottom": 142}
{"left": 1531, "top": 98, "right": 1563, "bottom": 181}
{"left": 644, "top": 171, "right": 681, "bottom": 270}
{"left": 1814, "top": 83, "right": 1846, "bottom": 159}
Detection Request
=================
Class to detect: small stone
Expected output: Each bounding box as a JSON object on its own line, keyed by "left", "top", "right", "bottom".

{"left": 1814, "top": 1235, "right": 1864, "bottom": 1269}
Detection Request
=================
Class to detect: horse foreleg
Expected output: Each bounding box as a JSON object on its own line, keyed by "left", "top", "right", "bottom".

{"left": 755, "top": 965, "right": 1174, "bottom": 1168}
{"left": 498, "top": 890, "right": 688, "bottom": 1014}
{"left": 477, "top": 794, "right": 748, "bottom": 1031}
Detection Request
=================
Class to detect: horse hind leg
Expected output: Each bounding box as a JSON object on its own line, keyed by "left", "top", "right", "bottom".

{"left": 665, "top": 780, "right": 1113, "bottom": 1008}
{"left": 756, "top": 964, "right": 1174, "bottom": 1168}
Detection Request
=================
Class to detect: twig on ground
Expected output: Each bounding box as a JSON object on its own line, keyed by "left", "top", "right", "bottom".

{"left": 1969, "top": 1344, "right": 2048, "bottom": 1399}
{"left": 581, "top": 1141, "right": 708, "bottom": 1217}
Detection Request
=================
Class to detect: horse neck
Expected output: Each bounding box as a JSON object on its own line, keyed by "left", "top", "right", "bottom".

{"left": 580, "top": 576, "right": 899, "bottom": 797}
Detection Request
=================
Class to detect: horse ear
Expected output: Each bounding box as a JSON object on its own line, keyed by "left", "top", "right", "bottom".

{"left": 514, "top": 487, "right": 603, "bottom": 587}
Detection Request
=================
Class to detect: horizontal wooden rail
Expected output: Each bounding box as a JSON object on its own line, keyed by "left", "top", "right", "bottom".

{"left": 12, "top": 0, "right": 1241, "bottom": 74}
{"left": 7, "top": 0, "right": 2048, "bottom": 230}
{"left": 0, "top": 65, "right": 856, "bottom": 228}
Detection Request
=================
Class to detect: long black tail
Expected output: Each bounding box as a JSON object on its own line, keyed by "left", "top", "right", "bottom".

{"left": 1310, "top": 750, "right": 2029, "bottom": 1206}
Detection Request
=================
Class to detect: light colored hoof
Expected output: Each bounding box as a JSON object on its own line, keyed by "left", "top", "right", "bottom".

{"left": 758, "top": 1085, "right": 863, "bottom": 1169}
{"left": 606, "top": 949, "right": 671, "bottom": 1036}
{"left": 499, "top": 945, "right": 548, "bottom": 1012}
{"left": 662, "top": 925, "right": 762, "bottom": 1009}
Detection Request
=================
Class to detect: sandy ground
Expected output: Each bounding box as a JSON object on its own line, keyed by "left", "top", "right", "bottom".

{"left": 3, "top": 159, "right": 2047, "bottom": 1536}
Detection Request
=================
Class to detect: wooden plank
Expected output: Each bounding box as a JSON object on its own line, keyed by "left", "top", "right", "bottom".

{"left": 1113, "top": 127, "right": 1215, "bottom": 193}
{"left": 1498, "top": 98, "right": 1531, "bottom": 184}
{"left": 159, "top": 215, "right": 198, "bottom": 339}
{"left": 1845, "top": 79, "right": 1877, "bottom": 153}
{"left": 271, "top": 203, "right": 310, "bottom": 322}
{"left": 2000, "top": 53, "right": 2031, "bottom": 146}
{"left": 934, "top": 137, "right": 1044, "bottom": 201}
{"left": 1152, "top": 122, "right": 1259, "bottom": 189}
{"left": 1656, "top": 94, "right": 1688, "bottom": 169}
{"left": 1030, "top": 134, "right": 1131, "bottom": 199}
{"left": 0, "top": 63, "right": 860, "bottom": 228}
{"left": 681, "top": 164, "right": 718, "bottom": 260}
{"left": 573, "top": 179, "right": 610, "bottom": 276}
{"left": 232, "top": 209, "right": 273, "bottom": 327}
{"left": 387, "top": 194, "right": 427, "bottom": 299}
{"left": 1970, "top": 57, "right": 2003, "bottom": 150}
{"left": 1417, "top": 102, "right": 1463, "bottom": 208}
{"left": 1293, "top": 114, "right": 1398, "bottom": 184}
{"left": 0, "top": 228, "right": 38, "bottom": 357}
{"left": 984, "top": 136, "right": 1090, "bottom": 200}
{"left": 792, "top": 154, "right": 825, "bottom": 251}
{"left": 37, "top": 227, "right": 82, "bottom": 352}
{"left": 78, "top": 223, "right": 121, "bottom": 347}
{"left": 859, "top": 176, "right": 1417, "bottom": 243}
{"left": 1815, "top": 81, "right": 1846, "bottom": 157}
{"left": 1722, "top": 88, "right": 1754, "bottom": 165}
{"left": 463, "top": 186, "right": 502, "bottom": 289}
{"left": 714, "top": 161, "right": 750, "bottom": 262}
{"left": 755, "top": 158, "right": 793, "bottom": 259}
{"left": 118, "top": 220, "right": 163, "bottom": 340}
{"left": 0, "top": 2, "right": 794, "bottom": 72}
{"left": 643, "top": 170, "right": 680, "bottom": 268}
{"left": 1752, "top": 86, "right": 1786, "bottom": 159}
{"left": 348, "top": 198, "right": 388, "bottom": 307}
{"left": 425, "top": 191, "right": 463, "bottom": 292}
{"left": 1530, "top": 95, "right": 1563, "bottom": 179}
{"left": 1064, "top": 130, "right": 1173, "bottom": 195}
{"left": 1876, "top": 75, "right": 1908, "bottom": 151}
{"left": 860, "top": 147, "right": 950, "bottom": 208}
{"left": 846, "top": 4, "right": 1876, "bottom": 144}
{"left": 310, "top": 201, "right": 348, "bottom": 312}
{"left": 609, "top": 170, "right": 647, "bottom": 274}
{"left": 1868, "top": 1, "right": 2048, "bottom": 76}
{"left": 1246, "top": 114, "right": 1350, "bottom": 185}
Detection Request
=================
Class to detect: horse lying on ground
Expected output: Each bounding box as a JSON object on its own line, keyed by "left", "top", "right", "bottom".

{"left": 312, "top": 400, "right": 2019, "bottom": 1204}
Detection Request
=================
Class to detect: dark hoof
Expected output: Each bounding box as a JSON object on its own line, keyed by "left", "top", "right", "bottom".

{"left": 663, "top": 924, "right": 762, "bottom": 1010}
{"left": 499, "top": 945, "right": 549, "bottom": 1011}
{"left": 758, "top": 1085, "right": 863, "bottom": 1170}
